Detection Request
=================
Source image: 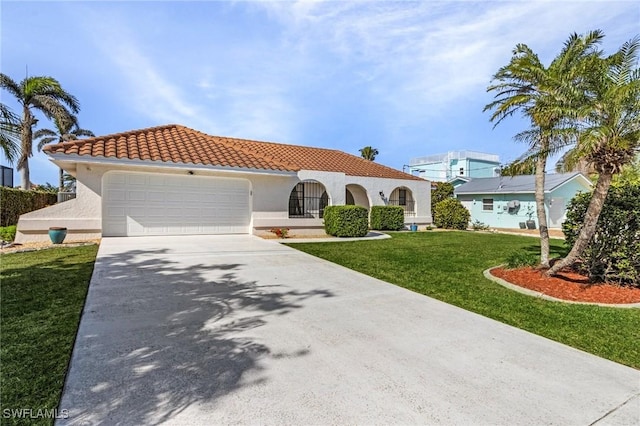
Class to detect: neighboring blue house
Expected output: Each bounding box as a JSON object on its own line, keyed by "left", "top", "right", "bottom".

{"left": 454, "top": 173, "right": 592, "bottom": 229}
{"left": 409, "top": 151, "right": 501, "bottom": 182}
{"left": 447, "top": 176, "right": 471, "bottom": 189}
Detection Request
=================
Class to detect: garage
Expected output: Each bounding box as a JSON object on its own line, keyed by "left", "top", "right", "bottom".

{"left": 102, "top": 171, "right": 251, "bottom": 236}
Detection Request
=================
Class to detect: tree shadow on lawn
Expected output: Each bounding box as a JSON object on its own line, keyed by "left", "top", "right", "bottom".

{"left": 521, "top": 243, "right": 569, "bottom": 258}
{"left": 58, "top": 248, "right": 334, "bottom": 425}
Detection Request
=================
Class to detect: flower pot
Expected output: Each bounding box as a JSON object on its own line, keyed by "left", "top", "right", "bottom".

{"left": 49, "top": 227, "right": 67, "bottom": 244}
{"left": 526, "top": 220, "right": 536, "bottom": 230}
{"left": 410, "top": 224, "right": 418, "bottom": 232}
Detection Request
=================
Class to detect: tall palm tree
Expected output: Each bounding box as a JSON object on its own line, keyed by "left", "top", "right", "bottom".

{"left": 484, "top": 30, "right": 604, "bottom": 268}
{"left": 0, "top": 103, "right": 20, "bottom": 163}
{"left": 548, "top": 36, "right": 640, "bottom": 276}
{"left": 34, "top": 117, "right": 94, "bottom": 191}
{"left": 359, "top": 146, "right": 379, "bottom": 161}
{"left": 0, "top": 73, "right": 79, "bottom": 189}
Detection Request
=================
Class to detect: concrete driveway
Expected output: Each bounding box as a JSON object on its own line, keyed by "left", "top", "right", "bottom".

{"left": 58, "top": 235, "right": 639, "bottom": 425}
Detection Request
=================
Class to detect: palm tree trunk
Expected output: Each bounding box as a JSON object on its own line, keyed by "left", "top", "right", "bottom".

{"left": 547, "top": 172, "right": 613, "bottom": 276}
{"left": 535, "top": 154, "right": 550, "bottom": 268}
{"left": 19, "top": 106, "right": 34, "bottom": 190}
{"left": 59, "top": 168, "right": 64, "bottom": 192}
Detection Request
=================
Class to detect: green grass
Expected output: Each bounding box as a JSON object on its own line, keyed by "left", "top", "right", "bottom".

{"left": 0, "top": 245, "right": 98, "bottom": 425}
{"left": 289, "top": 232, "right": 640, "bottom": 369}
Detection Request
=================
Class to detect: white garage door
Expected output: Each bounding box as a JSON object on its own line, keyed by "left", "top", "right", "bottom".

{"left": 102, "top": 171, "right": 251, "bottom": 236}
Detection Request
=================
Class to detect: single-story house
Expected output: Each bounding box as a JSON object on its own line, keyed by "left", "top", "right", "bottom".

{"left": 454, "top": 172, "right": 592, "bottom": 229}
{"left": 447, "top": 176, "right": 471, "bottom": 189}
{"left": 15, "top": 124, "right": 431, "bottom": 242}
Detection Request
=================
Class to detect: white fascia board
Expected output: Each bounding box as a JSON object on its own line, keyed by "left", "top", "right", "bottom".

{"left": 548, "top": 173, "right": 593, "bottom": 192}
{"left": 46, "top": 154, "right": 297, "bottom": 177}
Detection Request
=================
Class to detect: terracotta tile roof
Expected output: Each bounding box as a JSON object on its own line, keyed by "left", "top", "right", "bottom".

{"left": 44, "top": 124, "right": 422, "bottom": 181}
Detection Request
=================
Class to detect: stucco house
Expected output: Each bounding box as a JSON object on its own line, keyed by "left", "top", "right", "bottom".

{"left": 454, "top": 173, "right": 592, "bottom": 229}
{"left": 15, "top": 124, "right": 431, "bottom": 242}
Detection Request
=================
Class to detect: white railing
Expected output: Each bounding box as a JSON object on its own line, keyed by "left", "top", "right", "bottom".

{"left": 57, "top": 192, "right": 76, "bottom": 203}
{"left": 410, "top": 150, "right": 500, "bottom": 166}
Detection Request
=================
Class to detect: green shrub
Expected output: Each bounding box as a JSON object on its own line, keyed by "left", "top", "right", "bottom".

{"left": 0, "top": 187, "right": 57, "bottom": 226}
{"left": 471, "top": 220, "right": 490, "bottom": 231}
{"left": 0, "top": 225, "right": 17, "bottom": 242}
{"left": 323, "top": 205, "right": 369, "bottom": 237}
{"left": 433, "top": 198, "right": 470, "bottom": 230}
{"left": 431, "top": 181, "right": 454, "bottom": 212}
{"left": 370, "top": 206, "right": 405, "bottom": 231}
{"left": 563, "top": 184, "right": 640, "bottom": 286}
{"left": 505, "top": 250, "right": 538, "bottom": 268}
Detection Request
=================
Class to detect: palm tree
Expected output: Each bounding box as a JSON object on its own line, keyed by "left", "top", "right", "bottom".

{"left": 484, "top": 31, "right": 604, "bottom": 268}
{"left": 359, "top": 146, "right": 379, "bottom": 161}
{"left": 0, "top": 103, "right": 20, "bottom": 163}
{"left": 548, "top": 37, "right": 640, "bottom": 276}
{"left": 34, "top": 117, "right": 94, "bottom": 191}
{"left": 0, "top": 73, "right": 79, "bottom": 189}
{"left": 554, "top": 149, "right": 594, "bottom": 175}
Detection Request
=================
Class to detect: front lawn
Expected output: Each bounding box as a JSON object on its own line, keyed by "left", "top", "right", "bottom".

{"left": 289, "top": 232, "right": 640, "bottom": 369}
{"left": 0, "top": 245, "right": 98, "bottom": 425}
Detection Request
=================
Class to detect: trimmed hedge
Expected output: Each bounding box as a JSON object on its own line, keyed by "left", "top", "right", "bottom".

{"left": 0, "top": 187, "right": 57, "bottom": 226}
{"left": 324, "top": 205, "right": 369, "bottom": 237}
{"left": 370, "top": 205, "right": 405, "bottom": 231}
{"left": 563, "top": 184, "right": 639, "bottom": 286}
{"left": 434, "top": 198, "right": 470, "bottom": 230}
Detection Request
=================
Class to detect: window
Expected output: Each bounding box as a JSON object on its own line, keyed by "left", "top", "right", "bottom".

{"left": 398, "top": 189, "right": 407, "bottom": 206}
{"left": 288, "top": 181, "right": 328, "bottom": 218}
{"left": 289, "top": 183, "right": 305, "bottom": 217}
{"left": 482, "top": 198, "right": 494, "bottom": 211}
{"left": 389, "top": 187, "right": 415, "bottom": 217}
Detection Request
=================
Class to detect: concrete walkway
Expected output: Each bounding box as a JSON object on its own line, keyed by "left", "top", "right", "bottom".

{"left": 58, "top": 235, "right": 639, "bottom": 425}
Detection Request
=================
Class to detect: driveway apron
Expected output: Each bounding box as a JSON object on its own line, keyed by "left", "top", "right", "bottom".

{"left": 58, "top": 235, "right": 639, "bottom": 425}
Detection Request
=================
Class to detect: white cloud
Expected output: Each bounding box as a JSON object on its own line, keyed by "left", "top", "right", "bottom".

{"left": 257, "top": 1, "right": 638, "bottom": 109}
{"left": 252, "top": 0, "right": 639, "bottom": 157}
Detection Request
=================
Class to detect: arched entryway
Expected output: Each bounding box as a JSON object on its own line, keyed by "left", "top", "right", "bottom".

{"left": 288, "top": 180, "right": 329, "bottom": 218}
{"left": 389, "top": 187, "right": 415, "bottom": 218}
{"left": 345, "top": 184, "right": 370, "bottom": 209}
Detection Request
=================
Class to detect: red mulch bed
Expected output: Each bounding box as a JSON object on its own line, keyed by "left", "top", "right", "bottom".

{"left": 491, "top": 267, "right": 640, "bottom": 305}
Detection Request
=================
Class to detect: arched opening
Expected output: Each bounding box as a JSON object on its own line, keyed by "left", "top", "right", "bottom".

{"left": 389, "top": 187, "right": 415, "bottom": 217}
{"left": 288, "top": 180, "right": 329, "bottom": 218}
{"left": 345, "top": 184, "right": 370, "bottom": 209}
{"left": 346, "top": 189, "right": 355, "bottom": 205}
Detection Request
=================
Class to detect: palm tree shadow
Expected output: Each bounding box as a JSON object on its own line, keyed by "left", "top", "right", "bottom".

{"left": 58, "top": 248, "right": 334, "bottom": 425}
{"left": 522, "top": 244, "right": 569, "bottom": 258}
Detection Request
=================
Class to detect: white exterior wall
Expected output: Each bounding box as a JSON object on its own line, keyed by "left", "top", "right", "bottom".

{"left": 15, "top": 159, "right": 432, "bottom": 242}
{"left": 15, "top": 166, "right": 103, "bottom": 243}
{"left": 346, "top": 176, "right": 431, "bottom": 224}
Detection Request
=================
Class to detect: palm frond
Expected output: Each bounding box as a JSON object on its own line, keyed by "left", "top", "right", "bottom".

{"left": 0, "top": 103, "right": 20, "bottom": 163}
{"left": 72, "top": 128, "right": 95, "bottom": 138}
{"left": 0, "top": 73, "right": 22, "bottom": 100}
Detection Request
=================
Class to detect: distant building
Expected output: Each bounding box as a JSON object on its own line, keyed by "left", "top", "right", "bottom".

{"left": 454, "top": 173, "right": 592, "bottom": 229}
{"left": 408, "top": 151, "right": 501, "bottom": 182}
{"left": 1, "top": 165, "right": 13, "bottom": 187}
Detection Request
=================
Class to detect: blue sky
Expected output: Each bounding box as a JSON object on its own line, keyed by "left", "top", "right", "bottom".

{"left": 1, "top": 0, "right": 638, "bottom": 186}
